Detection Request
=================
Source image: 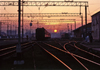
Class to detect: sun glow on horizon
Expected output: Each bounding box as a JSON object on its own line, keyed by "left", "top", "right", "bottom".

{"left": 54, "top": 29, "right": 57, "bottom": 33}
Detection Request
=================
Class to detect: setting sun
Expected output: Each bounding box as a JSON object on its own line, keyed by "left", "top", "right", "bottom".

{"left": 54, "top": 29, "right": 57, "bottom": 33}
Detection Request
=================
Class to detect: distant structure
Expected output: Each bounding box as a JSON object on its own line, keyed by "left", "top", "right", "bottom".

{"left": 73, "top": 23, "right": 91, "bottom": 38}
{"left": 91, "top": 11, "right": 100, "bottom": 41}
{"left": 0, "top": 32, "right": 6, "bottom": 36}
{"left": 0, "top": 32, "right": 7, "bottom": 39}
{"left": 7, "top": 30, "right": 17, "bottom": 37}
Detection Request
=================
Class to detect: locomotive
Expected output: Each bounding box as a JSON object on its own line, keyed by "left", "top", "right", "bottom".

{"left": 36, "top": 28, "right": 51, "bottom": 40}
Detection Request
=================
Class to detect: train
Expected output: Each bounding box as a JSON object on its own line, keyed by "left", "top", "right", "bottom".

{"left": 36, "top": 28, "right": 51, "bottom": 40}
{"left": 61, "top": 33, "right": 70, "bottom": 39}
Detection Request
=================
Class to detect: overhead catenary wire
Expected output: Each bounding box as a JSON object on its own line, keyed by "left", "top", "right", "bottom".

{"left": 3, "top": 7, "right": 9, "bottom": 19}
{"left": 25, "top": 0, "right": 34, "bottom": 13}
{"left": 89, "top": 3, "right": 100, "bottom": 5}
{"left": 87, "top": 7, "right": 91, "bottom": 16}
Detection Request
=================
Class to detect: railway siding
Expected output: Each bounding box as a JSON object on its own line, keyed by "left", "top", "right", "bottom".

{"left": 0, "top": 44, "right": 34, "bottom": 70}
{"left": 37, "top": 42, "right": 86, "bottom": 70}
{"left": 1, "top": 39, "right": 100, "bottom": 70}
{"left": 43, "top": 40, "right": 100, "bottom": 70}
{"left": 34, "top": 42, "right": 67, "bottom": 70}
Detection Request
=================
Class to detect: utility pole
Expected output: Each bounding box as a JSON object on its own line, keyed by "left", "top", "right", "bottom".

{"left": 15, "top": 25, "right": 17, "bottom": 38}
{"left": 81, "top": 15, "right": 83, "bottom": 36}
{"left": 71, "top": 24, "right": 72, "bottom": 34}
{"left": 18, "top": 0, "right": 21, "bottom": 53}
{"left": 0, "top": 22, "right": 1, "bottom": 36}
{"left": 79, "top": 5, "right": 84, "bottom": 37}
{"left": 80, "top": 5, "right": 81, "bottom": 15}
{"left": 22, "top": 0, "right": 24, "bottom": 42}
{"left": 10, "top": 23, "right": 12, "bottom": 38}
{"left": 30, "top": 22, "right": 32, "bottom": 41}
{"left": 75, "top": 21, "right": 76, "bottom": 30}
{"left": 67, "top": 24, "right": 69, "bottom": 33}
{"left": 85, "top": 6, "right": 87, "bottom": 36}
{"left": 7, "top": 21, "right": 9, "bottom": 37}
{"left": 14, "top": 0, "right": 24, "bottom": 65}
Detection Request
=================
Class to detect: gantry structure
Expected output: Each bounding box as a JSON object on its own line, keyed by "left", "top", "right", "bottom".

{"left": 0, "top": 1, "right": 88, "bottom": 54}
{"left": 0, "top": 1, "right": 88, "bottom": 7}
{"left": 0, "top": 1, "right": 88, "bottom": 28}
{"left": 0, "top": 13, "right": 81, "bottom": 17}
{"left": 0, "top": 19, "right": 75, "bottom": 23}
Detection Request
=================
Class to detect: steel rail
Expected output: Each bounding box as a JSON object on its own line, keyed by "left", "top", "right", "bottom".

{"left": 71, "top": 52, "right": 100, "bottom": 66}
{"left": 44, "top": 43, "right": 100, "bottom": 66}
{"left": 66, "top": 41, "right": 100, "bottom": 59}
{"left": 0, "top": 46, "right": 16, "bottom": 52}
{"left": 0, "top": 42, "right": 31, "bottom": 52}
{"left": 0, "top": 50, "right": 15, "bottom": 57}
{"left": 0, "top": 45, "right": 30, "bottom": 57}
{"left": 36, "top": 42, "right": 72, "bottom": 70}
{"left": 49, "top": 41, "right": 88, "bottom": 70}
{"left": 62, "top": 42, "right": 88, "bottom": 70}
{"left": 70, "top": 43, "right": 100, "bottom": 59}
{"left": 0, "top": 42, "right": 34, "bottom": 57}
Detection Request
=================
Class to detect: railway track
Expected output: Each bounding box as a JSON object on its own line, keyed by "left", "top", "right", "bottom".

{"left": 35, "top": 40, "right": 100, "bottom": 70}
{"left": 0, "top": 41, "right": 34, "bottom": 59}
{"left": 1, "top": 39, "right": 100, "bottom": 70}
{"left": 0, "top": 41, "right": 35, "bottom": 70}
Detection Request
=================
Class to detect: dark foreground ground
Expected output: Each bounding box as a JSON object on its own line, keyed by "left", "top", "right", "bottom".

{"left": 0, "top": 38, "right": 100, "bottom": 70}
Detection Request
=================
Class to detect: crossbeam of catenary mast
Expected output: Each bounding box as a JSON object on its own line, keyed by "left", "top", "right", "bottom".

{"left": 0, "top": 19, "right": 76, "bottom": 23}
{"left": 0, "top": 1, "right": 88, "bottom": 7}
{"left": 0, "top": 13, "right": 82, "bottom": 17}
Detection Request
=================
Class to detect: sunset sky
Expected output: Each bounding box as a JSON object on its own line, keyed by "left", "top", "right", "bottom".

{"left": 0, "top": 0, "right": 100, "bottom": 34}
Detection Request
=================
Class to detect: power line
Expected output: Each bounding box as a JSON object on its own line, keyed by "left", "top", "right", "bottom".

{"left": 89, "top": 3, "right": 100, "bottom": 5}
{"left": 25, "top": 6, "right": 34, "bottom": 13}
{"left": 25, "top": 0, "right": 34, "bottom": 13}
{"left": 4, "top": 7, "right": 9, "bottom": 13}
{"left": 88, "top": 7, "right": 91, "bottom": 16}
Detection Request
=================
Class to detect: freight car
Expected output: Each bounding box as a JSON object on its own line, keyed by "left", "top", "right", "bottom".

{"left": 36, "top": 28, "right": 51, "bottom": 40}
{"left": 61, "top": 33, "right": 70, "bottom": 39}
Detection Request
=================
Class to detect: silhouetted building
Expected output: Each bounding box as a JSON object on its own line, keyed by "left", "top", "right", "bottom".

{"left": 0, "top": 32, "right": 7, "bottom": 39}
{"left": 7, "top": 30, "right": 17, "bottom": 38}
{"left": 7, "top": 30, "right": 16, "bottom": 36}
{"left": 0, "top": 32, "right": 6, "bottom": 36}
{"left": 91, "top": 11, "right": 100, "bottom": 41}
{"left": 73, "top": 23, "right": 91, "bottom": 38}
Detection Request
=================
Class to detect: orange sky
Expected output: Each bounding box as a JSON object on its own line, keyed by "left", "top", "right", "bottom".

{"left": 0, "top": 0, "right": 100, "bottom": 33}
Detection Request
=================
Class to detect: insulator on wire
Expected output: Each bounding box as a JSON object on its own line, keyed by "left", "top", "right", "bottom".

{"left": 23, "top": 1, "right": 25, "bottom": 3}
{"left": 45, "top": 3, "right": 48, "bottom": 6}
{"left": 38, "top": 7, "right": 40, "bottom": 10}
